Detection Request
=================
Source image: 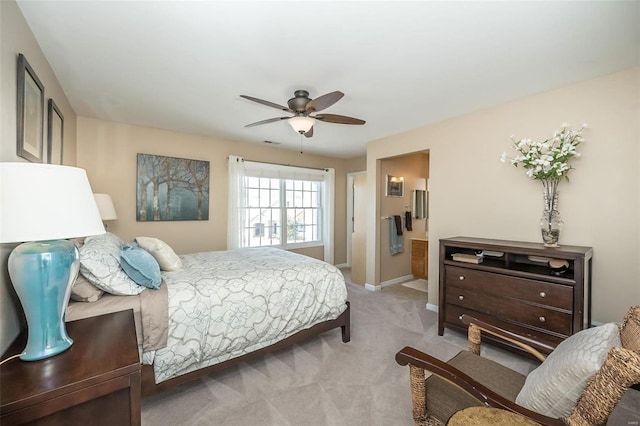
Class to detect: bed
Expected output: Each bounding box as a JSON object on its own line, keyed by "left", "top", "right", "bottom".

{"left": 66, "top": 233, "right": 350, "bottom": 397}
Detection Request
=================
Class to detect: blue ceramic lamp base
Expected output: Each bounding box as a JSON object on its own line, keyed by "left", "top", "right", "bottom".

{"left": 8, "top": 240, "right": 79, "bottom": 361}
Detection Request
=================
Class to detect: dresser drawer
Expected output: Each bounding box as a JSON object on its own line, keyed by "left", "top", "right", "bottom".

{"left": 445, "top": 265, "right": 573, "bottom": 310}
{"left": 444, "top": 304, "right": 566, "bottom": 345}
{"left": 445, "top": 285, "right": 572, "bottom": 335}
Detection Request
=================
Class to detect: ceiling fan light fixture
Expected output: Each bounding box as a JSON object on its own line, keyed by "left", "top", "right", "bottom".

{"left": 288, "top": 116, "right": 315, "bottom": 134}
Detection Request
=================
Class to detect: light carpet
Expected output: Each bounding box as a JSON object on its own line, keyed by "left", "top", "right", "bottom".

{"left": 141, "top": 278, "right": 640, "bottom": 425}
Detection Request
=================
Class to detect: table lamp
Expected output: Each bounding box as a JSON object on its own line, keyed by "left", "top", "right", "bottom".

{"left": 93, "top": 193, "right": 118, "bottom": 228}
{"left": 0, "top": 163, "right": 105, "bottom": 361}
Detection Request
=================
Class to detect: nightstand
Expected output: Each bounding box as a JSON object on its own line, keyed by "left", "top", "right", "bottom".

{"left": 1, "top": 310, "right": 141, "bottom": 426}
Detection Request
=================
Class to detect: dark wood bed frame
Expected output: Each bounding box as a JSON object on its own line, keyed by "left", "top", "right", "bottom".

{"left": 141, "top": 301, "right": 350, "bottom": 397}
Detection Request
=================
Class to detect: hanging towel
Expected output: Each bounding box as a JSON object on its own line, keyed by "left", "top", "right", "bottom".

{"left": 394, "top": 215, "right": 403, "bottom": 236}
{"left": 389, "top": 216, "right": 404, "bottom": 255}
{"left": 405, "top": 211, "right": 412, "bottom": 231}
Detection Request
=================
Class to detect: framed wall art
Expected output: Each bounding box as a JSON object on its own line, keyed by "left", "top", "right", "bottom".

{"left": 136, "top": 153, "right": 210, "bottom": 221}
{"left": 17, "top": 53, "right": 45, "bottom": 163}
{"left": 47, "top": 99, "right": 64, "bottom": 165}
{"left": 385, "top": 175, "right": 404, "bottom": 197}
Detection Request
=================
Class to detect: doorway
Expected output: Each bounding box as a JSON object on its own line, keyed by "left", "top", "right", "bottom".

{"left": 377, "top": 151, "right": 430, "bottom": 301}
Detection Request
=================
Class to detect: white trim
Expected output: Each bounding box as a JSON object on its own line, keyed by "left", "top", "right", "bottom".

{"left": 335, "top": 262, "right": 348, "bottom": 269}
{"left": 380, "top": 274, "right": 414, "bottom": 287}
{"left": 426, "top": 303, "right": 439, "bottom": 312}
{"left": 274, "top": 241, "right": 324, "bottom": 250}
{"left": 365, "top": 274, "right": 414, "bottom": 292}
{"left": 364, "top": 283, "right": 380, "bottom": 292}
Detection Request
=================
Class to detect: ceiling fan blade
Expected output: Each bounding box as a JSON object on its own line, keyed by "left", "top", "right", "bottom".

{"left": 314, "top": 114, "right": 365, "bottom": 125}
{"left": 304, "top": 126, "right": 314, "bottom": 138}
{"left": 240, "top": 95, "right": 293, "bottom": 113}
{"left": 305, "top": 91, "right": 344, "bottom": 113}
{"left": 245, "top": 116, "right": 290, "bottom": 127}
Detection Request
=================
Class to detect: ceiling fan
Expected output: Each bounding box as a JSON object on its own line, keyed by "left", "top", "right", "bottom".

{"left": 240, "top": 90, "right": 365, "bottom": 138}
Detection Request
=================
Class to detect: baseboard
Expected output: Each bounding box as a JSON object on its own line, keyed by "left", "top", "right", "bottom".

{"left": 365, "top": 274, "right": 417, "bottom": 292}
{"left": 380, "top": 274, "right": 413, "bottom": 288}
{"left": 426, "top": 303, "right": 438, "bottom": 313}
{"left": 364, "top": 283, "right": 380, "bottom": 292}
{"left": 335, "top": 263, "right": 348, "bottom": 269}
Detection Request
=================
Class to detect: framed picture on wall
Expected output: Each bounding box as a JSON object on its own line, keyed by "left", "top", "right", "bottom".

{"left": 47, "top": 99, "right": 64, "bottom": 165}
{"left": 17, "top": 53, "right": 45, "bottom": 163}
{"left": 385, "top": 175, "right": 404, "bottom": 197}
{"left": 136, "top": 153, "right": 210, "bottom": 221}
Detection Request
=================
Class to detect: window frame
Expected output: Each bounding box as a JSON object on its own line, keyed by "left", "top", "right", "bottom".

{"left": 241, "top": 175, "right": 324, "bottom": 250}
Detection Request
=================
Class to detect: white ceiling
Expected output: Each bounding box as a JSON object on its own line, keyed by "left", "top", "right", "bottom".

{"left": 17, "top": 1, "right": 640, "bottom": 159}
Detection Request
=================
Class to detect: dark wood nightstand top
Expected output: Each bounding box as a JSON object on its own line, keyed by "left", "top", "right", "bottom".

{"left": 1, "top": 310, "right": 139, "bottom": 414}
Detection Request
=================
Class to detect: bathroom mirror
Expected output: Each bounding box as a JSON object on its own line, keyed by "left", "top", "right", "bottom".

{"left": 413, "top": 189, "right": 427, "bottom": 219}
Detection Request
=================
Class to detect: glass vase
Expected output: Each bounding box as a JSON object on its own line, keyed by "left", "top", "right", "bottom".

{"left": 540, "top": 180, "right": 563, "bottom": 247}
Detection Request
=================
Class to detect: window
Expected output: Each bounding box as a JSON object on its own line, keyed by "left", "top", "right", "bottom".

{"left": 228, "top": 156, "right": 335, "bottom": 263}
{"left": 243, "top": 176, "right": 321, "bottom": 248}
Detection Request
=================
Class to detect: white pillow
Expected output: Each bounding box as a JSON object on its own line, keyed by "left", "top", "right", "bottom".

{"left": 135, "top": 237, "right": 182, "bottom": 271}
{"left": 79, "top": 232, "right": 145, "bottom": 296}
{"left": 516, "top": 323, "right": 621, "bottom": 418}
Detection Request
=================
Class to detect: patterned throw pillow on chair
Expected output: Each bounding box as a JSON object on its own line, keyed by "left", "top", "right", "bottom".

{"left": 515, "top": 322, "right": 621, "bottom": 418}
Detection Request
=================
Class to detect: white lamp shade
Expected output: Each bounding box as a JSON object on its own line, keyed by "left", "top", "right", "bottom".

{"left": 0, "top": 163, "right": 105, "bottom": 243}
{"left": 288, "top": 116, "right": 316, "bottom": 133}
{"left": 93, "top": 193, "right": 118, "bottom": 221}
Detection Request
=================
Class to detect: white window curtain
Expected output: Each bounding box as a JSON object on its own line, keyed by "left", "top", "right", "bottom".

{"left": 227, "top": 155, "right": 246, "bottom": 250}
{"left": 226, "top": 155, "right": 335, "bottom": 263}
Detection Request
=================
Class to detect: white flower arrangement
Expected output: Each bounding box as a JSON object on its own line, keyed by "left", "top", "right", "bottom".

{"left": 501, "top": 123, "right": 587, "bottom": 182}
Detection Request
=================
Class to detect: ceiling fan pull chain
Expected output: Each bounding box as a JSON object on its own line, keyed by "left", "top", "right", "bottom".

{"left": 300, "top": 133, "right": 304, "bottom": 154}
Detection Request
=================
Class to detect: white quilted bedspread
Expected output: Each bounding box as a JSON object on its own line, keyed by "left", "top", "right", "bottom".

{"left": 148, "top": 247, "right": 348, "bottom": 383}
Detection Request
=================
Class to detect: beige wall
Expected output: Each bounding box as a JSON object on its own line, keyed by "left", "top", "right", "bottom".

{"left": 366, "top": 67, "right": 640, "bottom": 323}
{"left": 379, "top": 153, "right": 429, "bottom": 282}
{"left": 0, "top": 0, "right": 78, "bottom": 352}
{"left": 76, "top": 117, "right": 365, "bottom": 263}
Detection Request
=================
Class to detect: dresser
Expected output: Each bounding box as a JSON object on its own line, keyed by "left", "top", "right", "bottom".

{"left": 1, "top": 310, "right": 141, "bottom": 426}
{"left": 411, "top": 238, "right": 428, "bottom": 279}
{"left": 439, "top": 237, "right": 592, "bottom": 352}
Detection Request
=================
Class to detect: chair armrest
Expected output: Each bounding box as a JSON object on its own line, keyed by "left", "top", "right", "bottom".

{"left": 461, "top": 314, "right": 556, "bottom": 361}
{"left": 395, "top": 346, "right": 565, "bottom": 426}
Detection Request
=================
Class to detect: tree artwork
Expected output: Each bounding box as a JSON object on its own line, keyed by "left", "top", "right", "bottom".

{"left": 136, "top": 153, "right": 210, "bottom": 221}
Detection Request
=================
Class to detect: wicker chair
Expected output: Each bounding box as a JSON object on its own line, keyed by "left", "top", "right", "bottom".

{"left": 396, "top": 306, "right": 640, "bottom": 426}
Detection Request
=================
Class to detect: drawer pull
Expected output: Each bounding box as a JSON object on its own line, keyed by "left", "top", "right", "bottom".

{"left": 539, "top": 316, "right": 546, "bottom": 323}
{"left": 458, "top": 276, "right": 465, "bottom": 281}
{"left": 458, "top": 315, "right": 464, "bottom": 321}
{"left": 539, "top": 291, "right": 546, "bottom": 298}
{"left": 458, "top": 295, "right": 464, "bottom": 301}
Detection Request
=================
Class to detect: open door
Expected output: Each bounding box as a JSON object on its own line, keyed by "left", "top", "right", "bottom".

{"left": 350, "top": 173, "right": 366, "bottom": 285}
